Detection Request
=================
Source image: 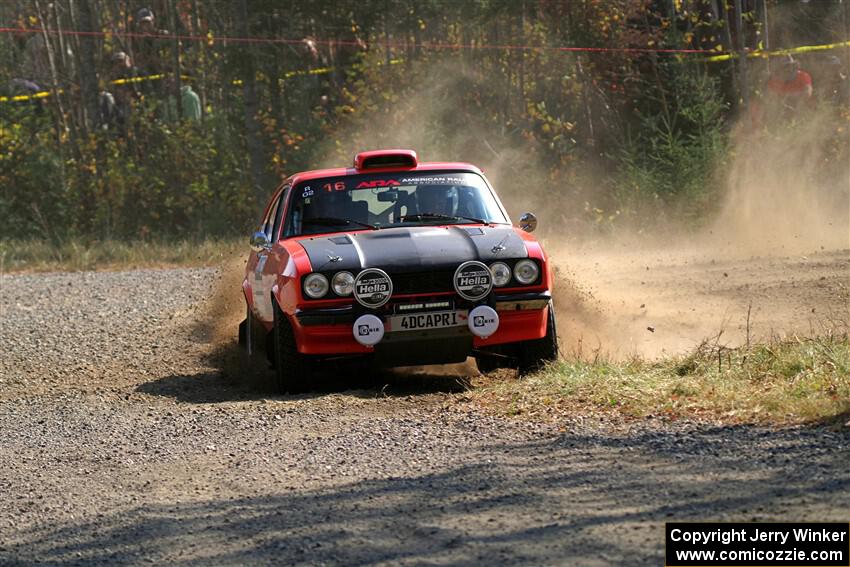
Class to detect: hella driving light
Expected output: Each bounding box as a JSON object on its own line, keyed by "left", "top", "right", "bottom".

{"left": 304, "top": 273, "right": 329, "bottom": 298}
{"left": 513, "top": 260, "right": 539, "bottom": 285}
{"left": 489, "top": 262, "right": 511, "bottom": 287}
{"left": 332, "top": 271, "right": 355, "bottom": 296}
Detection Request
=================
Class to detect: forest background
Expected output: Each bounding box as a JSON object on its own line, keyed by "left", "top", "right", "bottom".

{"left": 0, "top": 0, "right": 847, "bottom": 248}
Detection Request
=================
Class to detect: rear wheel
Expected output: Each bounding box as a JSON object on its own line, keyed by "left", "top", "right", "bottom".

{"left": 272, "top": 300, "right": 312, "bottom": 394}
{"left": 517, "top": 303, "right": 559, "bottom": 376}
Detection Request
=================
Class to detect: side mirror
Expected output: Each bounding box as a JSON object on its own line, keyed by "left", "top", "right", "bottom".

{"left": 250, "top": 230, "right": 271, "bottom": 251}
{"left": 518, "top": 212, "right": 538, "bottom": 233}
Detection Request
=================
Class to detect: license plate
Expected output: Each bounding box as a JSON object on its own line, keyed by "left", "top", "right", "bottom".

{"left": 388, "top": 310, "right": 466, "bottom": 332}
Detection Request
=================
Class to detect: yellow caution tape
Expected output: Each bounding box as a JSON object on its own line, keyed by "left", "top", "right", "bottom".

{"left": 111, "top": 73, "right": 167, "bottom": 85}
{"left": 705, "top": 39, "right": 850, "bottom": 62}
{"left": 0, "top": 67, "right": 339, "bottom": 103}
{"left": 0, "top": 91, "right": 54, "bottom": 102}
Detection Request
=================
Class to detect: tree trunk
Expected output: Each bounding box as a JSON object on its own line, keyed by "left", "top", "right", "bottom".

{"left": 75, "top": 0, "right": 100, "bottom": 133}
{"left": 235, "top": 0, "right": 269, "bottom": 211}
{"left": 734, "top": 0, "right": 750, "bottom": 111}
{"left": 189, "top": 0, "right": 206, "bottom": 122}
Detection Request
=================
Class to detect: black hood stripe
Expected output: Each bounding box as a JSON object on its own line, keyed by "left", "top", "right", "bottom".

{"left": 297, "top": 225, "right": 526, "bottom": 273}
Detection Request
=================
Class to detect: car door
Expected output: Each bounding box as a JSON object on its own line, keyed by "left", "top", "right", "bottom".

{"left": 253, "top": 185, "right": 290, "bottom": 323}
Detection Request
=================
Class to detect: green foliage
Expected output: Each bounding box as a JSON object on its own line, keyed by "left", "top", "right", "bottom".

{"left": 615, "top": 68, "right": 729, "bottom": 224}
{"left": 1, "top": 109, "right": 257, "bottom": 240}
{"left": 0, "top": 0, "right": 846, "bottom": 243}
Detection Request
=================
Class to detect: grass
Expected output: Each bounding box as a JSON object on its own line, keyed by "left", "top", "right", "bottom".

{"left": 0, "top": 238, "right": 244, "bottom": 273}
{"left": 473, "top": 334, "right": 850, "bottom": 426}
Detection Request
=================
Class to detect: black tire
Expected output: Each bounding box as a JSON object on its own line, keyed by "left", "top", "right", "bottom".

{"left": 272, "top": 300, "right": 312, "bottom": 394}
{"left": 238, "top": 304, "right": 250, "bottom": 350}
{"left": 475, "top": 350, "right": 511, "bottom": 374}
{"left": 517, "top": 302, "right": 559, "bottom": 376}
{"left": 238, "top": 318, "right": 248, "bottom": 347}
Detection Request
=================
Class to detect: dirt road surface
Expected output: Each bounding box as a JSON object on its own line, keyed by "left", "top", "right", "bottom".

{"left": 1, "top": 249, "right": 848, "bottom": 565}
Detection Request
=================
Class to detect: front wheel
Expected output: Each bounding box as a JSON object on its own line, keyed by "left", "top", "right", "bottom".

{"left": 474, "top": 345, "right": 513, "bottom": 374}
{"left": 517, "top": 303, "right": 559, "bottom": 376}
{"left": 272, "top": 300, "right": 312, "bottom": 394}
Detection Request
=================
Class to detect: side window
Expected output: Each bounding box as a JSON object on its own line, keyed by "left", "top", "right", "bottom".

{"left": 263, "top": 189, "right": 286, "bottom": 240}
{"left": 263, "top": 200, "right": 279, "bottom": 239}
{"left": 271, "top": 186, "right": 290, "bottom": 240}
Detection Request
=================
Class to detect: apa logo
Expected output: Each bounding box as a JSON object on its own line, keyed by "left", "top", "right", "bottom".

{"left": 355, "top": 179, "right": 401, "bottom": 189}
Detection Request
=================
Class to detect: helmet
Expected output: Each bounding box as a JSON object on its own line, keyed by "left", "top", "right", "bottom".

{"left": 780, "top": 54, "right": 799, "bottom": 69}
{"left": 416, "top": 185, "right": 458, "bottom": 216}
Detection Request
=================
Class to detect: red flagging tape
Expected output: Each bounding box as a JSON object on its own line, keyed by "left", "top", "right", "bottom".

{"left": 0, "top": 27, "right": 724, "bottom": 55}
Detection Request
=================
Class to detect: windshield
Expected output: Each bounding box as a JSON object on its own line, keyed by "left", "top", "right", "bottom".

{"left": 283, "top": 171, "right": 508, "bottom": 236}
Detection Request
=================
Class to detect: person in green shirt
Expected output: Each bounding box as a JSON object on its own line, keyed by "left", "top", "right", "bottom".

{"left": 163, "top": 78, "right": 201, "bottom": 122}
{"left": 179, "top": 83, "right": 201, "bottom": 122}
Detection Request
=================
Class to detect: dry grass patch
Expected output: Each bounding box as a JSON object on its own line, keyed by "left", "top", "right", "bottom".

{"left": 473, "top": 334, "right": 850, "bottom": 425}
{"left": 0, "top": 238, "right": 244, "bottom": 273}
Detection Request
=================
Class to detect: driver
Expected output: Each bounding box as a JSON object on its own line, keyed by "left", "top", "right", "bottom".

{"left": 415, "top": 185, "right": 458, "bottom": 216}
{"left": 308, "top": 189, "right": 353, "bottom": 219}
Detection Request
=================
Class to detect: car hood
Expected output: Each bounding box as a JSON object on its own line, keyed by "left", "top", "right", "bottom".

{"left": 297, "top": 225, "right": 528, "bottom": 273}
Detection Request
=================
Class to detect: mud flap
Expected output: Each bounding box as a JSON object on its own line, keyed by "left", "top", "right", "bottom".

{"left": 373, "top": 327, "right": 473, "bottom": 367}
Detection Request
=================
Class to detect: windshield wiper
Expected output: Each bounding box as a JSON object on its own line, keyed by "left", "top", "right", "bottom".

{"left": 303, "top": 216, "right": 378, "bottom": 230}
{"left": 400, "top": 212, "right": 487, "bottom": 224}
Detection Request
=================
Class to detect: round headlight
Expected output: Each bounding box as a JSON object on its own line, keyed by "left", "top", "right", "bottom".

{"left": 513, "top": 259, "right": 539, "bottom": 285}
{"left": 303, "top": 273, "right": 329, "bottom": 299}
{"left": 332, "top": 271, "right": 355, "bottom": 296}
{"left": 490, "top": 262, "right": 511, "bottom": 287}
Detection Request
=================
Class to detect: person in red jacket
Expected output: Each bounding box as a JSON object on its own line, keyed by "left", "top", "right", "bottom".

{"left": 767, "top": 55, "right": 813, "bottom": 108}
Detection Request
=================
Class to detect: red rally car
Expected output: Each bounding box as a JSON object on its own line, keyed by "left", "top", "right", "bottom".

{"left": 240, "top": 149, "right": 558, "bottom": 393}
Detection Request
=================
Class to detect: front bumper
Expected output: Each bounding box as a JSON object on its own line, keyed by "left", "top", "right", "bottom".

{"left": 292, "top": 292, "right": 551, "bottom": 357}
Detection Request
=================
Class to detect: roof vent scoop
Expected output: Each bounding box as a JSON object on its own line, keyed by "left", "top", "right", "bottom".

{"left": 353, "top": 149, "right": 418, "bottom": 170}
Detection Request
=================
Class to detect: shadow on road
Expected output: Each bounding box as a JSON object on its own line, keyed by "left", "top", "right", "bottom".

{"left": 3, "top": 428, "right": 849, "bottom": 565}
{"left": 135, "top": 360, "right": 474, "bottom": 404}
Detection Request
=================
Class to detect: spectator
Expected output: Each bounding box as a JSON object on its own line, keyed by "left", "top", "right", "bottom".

{"left": 133, "top": 8, "right": 167, "bottom": 80}
{"left": 109, "top": 51, "right": 141, "bottom": 102}
{"left": 5, "top": 78, "right": 45, "bottom": 115}
{"left": 7, "top": 77, "right": 42, "bottom": 96}
{"left": 164, "top": 77, "right": 202, "bottom": 123}
{"left": 766, "top": 55, "right": 813, "bottom": 108}
{"left": 102, "top": 51, "right": 141, "bottom": 133}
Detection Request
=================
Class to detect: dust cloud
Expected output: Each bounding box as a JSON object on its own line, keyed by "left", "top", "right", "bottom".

{"left": 208, "top": 60, "right": 848, "bottom": 367}
{"left": 547, "top": 100, "right": 849, "bottom": 358}
{"left": 543, "top": 112, "right": 848, "bottom": 358}
{"left": 709, "top": 112, "right": 849, "bottom": 256}
{"left": 195, "top": 254, "right": 275, "bottom": 385}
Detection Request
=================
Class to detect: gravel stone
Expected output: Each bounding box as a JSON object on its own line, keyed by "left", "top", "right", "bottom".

{"left": 0, "top": 267, "right": 848, "bottom": 565}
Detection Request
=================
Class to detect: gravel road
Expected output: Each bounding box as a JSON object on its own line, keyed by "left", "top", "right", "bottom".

{"left": 1, "top": 256, "right": 848, "bottom": 565}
